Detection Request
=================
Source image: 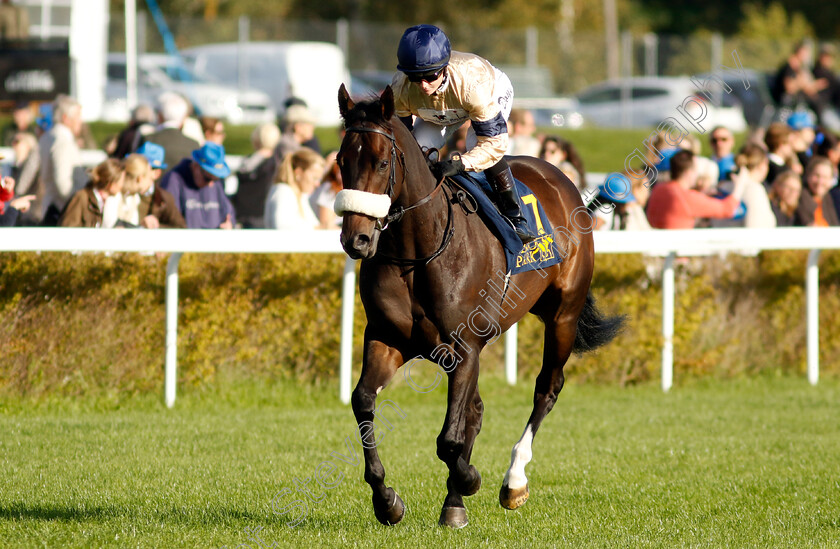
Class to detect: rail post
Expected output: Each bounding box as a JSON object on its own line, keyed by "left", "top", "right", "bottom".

{"left": 661, "top": 252, "right": 676, "bottom": 392}
{"left": 165, "top": 252, "right": 182, "bottom": 408}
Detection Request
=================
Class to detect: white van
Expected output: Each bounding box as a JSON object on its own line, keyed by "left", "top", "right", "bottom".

{"left": 103, "top": 53, "right": 276, "bottom": 124}
{"left": 183, "top": 42, "right": 351, "bottom": 127}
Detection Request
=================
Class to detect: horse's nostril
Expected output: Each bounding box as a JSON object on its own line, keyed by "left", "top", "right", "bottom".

{"left": 352, "top": 234, "right": 371, "bottom": 251}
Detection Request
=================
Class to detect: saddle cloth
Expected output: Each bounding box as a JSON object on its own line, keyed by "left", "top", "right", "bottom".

{"left": 449, "top": 171, "right": 563, "bottom": 275}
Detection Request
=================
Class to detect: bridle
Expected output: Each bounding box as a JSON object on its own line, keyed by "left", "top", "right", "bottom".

{"left": 344, "top": 124, "right": 455, "bottom": 267}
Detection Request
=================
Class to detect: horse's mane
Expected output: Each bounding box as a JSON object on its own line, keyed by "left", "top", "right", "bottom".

{"left": 343, "top": 94, "right": 394, "bottom": 129}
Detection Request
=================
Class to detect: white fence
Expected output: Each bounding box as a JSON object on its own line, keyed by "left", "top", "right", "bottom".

{"left": 3, "top": 227, "right": 839, "bottom": 406}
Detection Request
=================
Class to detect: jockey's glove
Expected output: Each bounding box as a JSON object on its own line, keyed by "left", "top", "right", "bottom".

{"left": 432, "top": 157, "right": 464, "bottom": 179}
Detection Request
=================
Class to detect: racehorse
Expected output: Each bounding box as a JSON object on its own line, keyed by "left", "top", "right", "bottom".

{"left": 335, "top": 84, "right": 624, "bottom": 528}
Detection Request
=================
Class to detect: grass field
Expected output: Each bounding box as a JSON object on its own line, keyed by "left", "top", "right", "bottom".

{"left": 2, "top": 373, "right": 839, "bottom": 548}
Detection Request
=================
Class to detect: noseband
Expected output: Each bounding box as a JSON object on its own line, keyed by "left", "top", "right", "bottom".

{"left": 341, "top": 124, "right": 455, "bottom": 267}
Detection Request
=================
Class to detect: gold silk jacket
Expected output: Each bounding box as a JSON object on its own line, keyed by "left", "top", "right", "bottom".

{"left": 392, "top": 51, "right": 509, "bottom": 172}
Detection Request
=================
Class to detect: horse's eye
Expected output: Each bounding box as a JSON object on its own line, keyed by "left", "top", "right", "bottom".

{"left": 378, "top": 160, "right": 389, "bottom": 172}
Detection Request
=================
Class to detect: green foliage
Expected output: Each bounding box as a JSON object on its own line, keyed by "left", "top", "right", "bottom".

{"left": 737, "top": 2, "right": 813, "bottom": 41}
{"left": 1, "top": 249, "right": 838, "bottom": 402}
{"left": 0, "top": 252, "right": 363, "bottom": 401}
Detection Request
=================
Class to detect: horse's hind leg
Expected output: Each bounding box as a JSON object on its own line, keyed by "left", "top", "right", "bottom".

{"left": 500, "top": 314, "right": 576, "bottom": 510}
{"left": 352, "top": 337, "right": 405, "bottom": 525}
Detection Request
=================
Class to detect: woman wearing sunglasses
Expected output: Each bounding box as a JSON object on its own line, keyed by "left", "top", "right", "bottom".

{"left": 390, "top": 24, "right": 536, "bottom": 242}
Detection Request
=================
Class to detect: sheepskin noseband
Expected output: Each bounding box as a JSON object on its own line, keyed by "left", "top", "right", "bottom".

{"left": 334, "top": 189, "right": 392, "bottom": 218}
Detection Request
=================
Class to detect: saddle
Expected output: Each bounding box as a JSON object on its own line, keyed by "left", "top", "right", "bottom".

{"left": 447, "top": 171, "right": 563, "bottom": 275}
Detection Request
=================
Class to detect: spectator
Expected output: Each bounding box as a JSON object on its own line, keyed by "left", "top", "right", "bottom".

{"left": 310, "top": 151, "right": 343, "bottom": 229}
{"left": 134, "top": 142, "right": 168, "bottom": 182}
{"left": 709, "top": 126, "right": 736, "bottom": 182}
{"left": 159, "top": 142, "right": 235, "bottom": 229}
{"left": 771, "top": 42, "right": 825, "bottom": 111}
{"left": 507, "top": 109, "right": 540, "bottom": 157}
{"left": 141, "top": 92, "right": 201, "bottom": 171}
{"left": 830, "top": 172, "right": 840, "bottom": 219}
{"left": 0, "top": 0, "right": 29, "bottom": 39}
{"left": 539, "top": 136, "right": 586, "bottom": 191}
{"left": 39, "top": 95, "right": 87, "bottom": 225}
{"left": 0, "top": 162, "right": 35, "bottom": 227}
{"left": 811, "top": 44, "right": 840, "bottom": 131}
{"left": 591, "top": 172, "right": 651, "bottom": 231}
{"left": 812, "top": 130, "right": 840, "bottom": 172}
{"left": 1, "top": 101, "right": 37, "bottom": 146}
{"left": 282, "top": 97, "right": 322, "bottom": 153}
{"left": 199, "top": 116, "right": 226, "bottom": 145}
{"left": 768, "top": 171, "right": 802, "bottom": 227}
{"left": 75, "top": 121, "right": 98, "bottom": 150}
{"left": 264, "top": 147, "right": 323, "bottom": 230}
{"left": 795, "top": 156, "right": 839, "bottom": 226}
{"left": 726, "top": 143, "right": 776, "bottom": 229}
{"left": 276, "top": 104, "right": 318, "bottom": 160}
{"left": 764, "top": 122, "right": 798, "bottom": 186}
{"left": 118, "top": 153, "right": 186, "bottom": 229}
{"left": 233, "top": 122, "right": 281, "bottom": 229}
{"left": 111, "top": 104, "right": 157, "bottom": 159}
{"left": 7, "top": 132, "right": 41, "bottom": 224}
{"left": 646, "top": 150, "right": 745, "bottom": 229}
{"left": 788, "top": 111, "right": 817, "bottom": 168}
{"left": 58, "top": 158, "right": 125, "bottom": 228}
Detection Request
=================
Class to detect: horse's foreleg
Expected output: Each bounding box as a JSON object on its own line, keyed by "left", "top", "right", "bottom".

{"left": 352, "top": 338, "right": 405, "bottom": 525}
{"left": 437, "top": 354, "right": 481, "bottom": 528}
{"left": 500, "top": 316, "right": 575, "bottom": 510}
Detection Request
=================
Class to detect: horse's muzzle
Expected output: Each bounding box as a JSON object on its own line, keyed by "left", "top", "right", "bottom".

{"left": 341, "top": 231, "right": 380, "bottom": 260}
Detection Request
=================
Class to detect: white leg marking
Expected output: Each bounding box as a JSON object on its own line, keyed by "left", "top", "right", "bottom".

{"left": 503, "top": 425, "right": 533, "bottom": 490}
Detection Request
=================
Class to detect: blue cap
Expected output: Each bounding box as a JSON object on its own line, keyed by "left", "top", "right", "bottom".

{"left": 397, "top": 24, "right": 451, "bottom": 73}
{"left": 191, "top": 142, "right": 230, "bottom": 179}
{"left": 134, "top": 142, "right": 168, "bottom": 169}
{"left": 598, "top": 173, "right": 635, "bottom": 204}
{"left": 787, "top": 111, "right": 815, "bottom": 130}
{"left": 36, "top": 103, "right": 53, "bottom": 132}
{"left": 654, "top": 147, "right": 680, "bottom": 172}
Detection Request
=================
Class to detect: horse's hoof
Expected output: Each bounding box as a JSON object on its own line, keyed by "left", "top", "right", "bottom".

{"left": 499, "top": 483, "right": 529, "bottom": 510}
{"left": 453, "top": 465, "right": 482, "bottom": 496}
{"left": 373, "top": 490, "right": 405, "bottom": 526}
{"left": 438, "top": 506, "right": 468, "bottom": 528}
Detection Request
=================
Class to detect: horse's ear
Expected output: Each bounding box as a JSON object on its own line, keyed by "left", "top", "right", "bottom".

{"left": 338, "top": 83, "right": 354, "bottom": 119}
{"left": 381, "top": 85, "right": 395, "bottom": 120}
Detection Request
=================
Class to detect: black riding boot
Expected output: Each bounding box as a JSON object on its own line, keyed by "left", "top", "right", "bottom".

{"left": 488, "top": 166, "right": 537, "bottom": 243}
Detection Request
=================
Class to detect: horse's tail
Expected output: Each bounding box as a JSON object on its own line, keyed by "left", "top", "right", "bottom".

{"left": 573, "top": 292, "right": 626, "bottom": 354}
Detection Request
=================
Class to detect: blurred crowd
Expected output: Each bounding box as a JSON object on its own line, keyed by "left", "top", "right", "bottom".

{"left": 1, "top": 39, "right": 839, "bottom": 232}
{"left": 0, "top": 92, "right": 341, "bottom": 230}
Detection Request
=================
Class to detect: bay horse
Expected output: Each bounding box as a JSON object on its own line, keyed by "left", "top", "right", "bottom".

{"left": 335, "top": 84, "right": 624, "bottom": 528}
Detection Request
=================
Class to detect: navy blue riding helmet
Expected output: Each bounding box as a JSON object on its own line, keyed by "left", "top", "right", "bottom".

{"left": 397, "top": 24, "right": 451, "bottom": 73}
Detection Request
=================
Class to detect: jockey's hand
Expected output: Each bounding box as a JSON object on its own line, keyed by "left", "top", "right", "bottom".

{"left": 431, "top": 157, "right": 464, "bottom": 179}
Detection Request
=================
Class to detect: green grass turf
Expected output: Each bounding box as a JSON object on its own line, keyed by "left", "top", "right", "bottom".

{"left": 2, "top": 373, "right": 839, "bottom": 548}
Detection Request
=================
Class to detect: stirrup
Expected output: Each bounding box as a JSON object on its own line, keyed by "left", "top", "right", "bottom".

{"left": 509, "top": 216, "right": 537, "bottom": 243}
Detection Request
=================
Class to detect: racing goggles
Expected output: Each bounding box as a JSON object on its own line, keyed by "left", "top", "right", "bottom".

{"left": 407, "top": 69, "right": 444, "bottom": 83}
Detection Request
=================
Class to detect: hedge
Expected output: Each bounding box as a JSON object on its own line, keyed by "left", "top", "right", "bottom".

{"left": 1, "top": 249, "right": 838, "bottom": 401}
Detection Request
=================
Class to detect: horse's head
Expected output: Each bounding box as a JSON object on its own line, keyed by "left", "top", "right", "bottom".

{"left": 334, "top": 84, "right": 403, "bottom": 260}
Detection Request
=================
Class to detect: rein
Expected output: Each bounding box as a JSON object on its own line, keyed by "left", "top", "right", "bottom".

{"left": 344, "top": 124, "right": 455, "bottom": 267}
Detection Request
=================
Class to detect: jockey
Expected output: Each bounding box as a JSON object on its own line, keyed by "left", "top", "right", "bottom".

{"left": 391, "top": 24, "right": 537, "bottom": 243}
